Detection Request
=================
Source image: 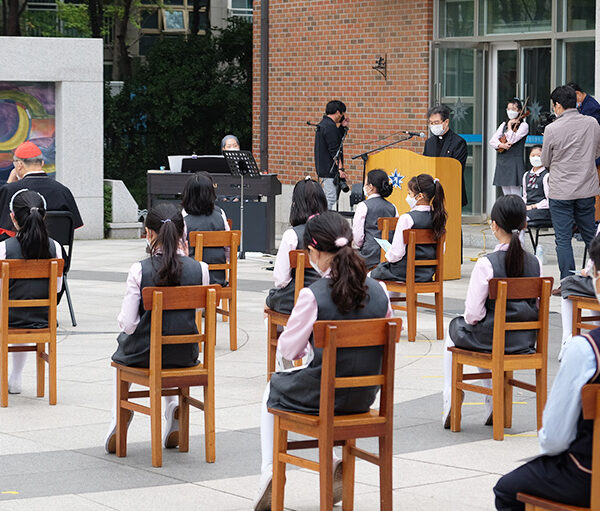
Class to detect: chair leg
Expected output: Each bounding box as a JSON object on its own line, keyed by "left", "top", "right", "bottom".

{"left": 204, "top": 382, "right": 216, "bottom": 463}
{"left": 150, "top": 382, "right": 162, "bottom": 467}
{"left": 0, "top": 340, "right": 8, "bottom": 407}
{"left": 63, "top": 276, "right": 77, "bottom": 327}
{"left": 378, "top": 435, "right": 393, "bottom": 511}
{"left": 342, "top": 439, "right": 356, "bottom": 511}
{"left": 271, "top": 416, "right": 287, "bottom": 511}
{"left": 36, "top": 344, "right": 45, "bottom": 398}
{"left": 435, "top": 291, "right": 444, "bottom": 341}
{"left": 319, "top": 435, "right": 334, "bottom": 510}
{"left": 267, "top": 317, "right": 277, "bottom": 381}
{"left": 527, "top": 228, "right": 536, "bottom": 252}
{"left": 229, "top": 296, "right": 237, "bottom": 351}
{"left": 48, "top": 340, "right": 57, "bottom": 405}
{"left": 572, "top": 300, "right": 581, "bottom": 337}
{"left": 504, "top": 371, "right": 513, "bottom": 429}
{"left": 407, "top": 292, "right": 417, "bottom": 342}
{"left": 535, "top": 368, "right": 547, "bottom": 432}
{"left": 179, "top": 387, "right": 190, "bottom": 453}
{"left": 116, "top": 373, "right": 129, "bottom": 458}
{"left": 492, "top": 369, "right": 505, "bottom": 441}
{"left": 221, "top": 298, "right": 229, "bottom": 323}
{"left": 450, "top": 360, "right": 463, "bottom": 432}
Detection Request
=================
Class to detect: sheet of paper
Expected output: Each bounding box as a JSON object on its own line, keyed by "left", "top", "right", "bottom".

{"left": 374, "top": 238, "right": 392, "bottom": 253}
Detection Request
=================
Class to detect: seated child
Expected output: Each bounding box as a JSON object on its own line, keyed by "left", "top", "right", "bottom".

{"left": 522, "top": 145, "right": 550, "bottom": 226}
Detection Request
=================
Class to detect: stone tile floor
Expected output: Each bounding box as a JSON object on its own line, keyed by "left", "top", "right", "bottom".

{"left": 0, "top": 239, "right": 565, "bottom": 510}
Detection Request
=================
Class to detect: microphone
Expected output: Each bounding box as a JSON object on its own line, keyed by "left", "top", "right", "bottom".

{"left": 401, "top": 130, "right": 426, "bottom": 138}
{"left": 306, "top": 121, "right": 319, "bottom": 127}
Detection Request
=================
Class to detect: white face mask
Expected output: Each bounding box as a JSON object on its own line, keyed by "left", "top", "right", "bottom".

{"left": 430, "top": 124, "right": 445, "bottom": 137}
{"left": 406, "top": 194, "right": 418, "bottom": 209}
{"left": 309, "top": 257, "right": 326, "bottom": 277}
{"left": 363, "top": 185, "right": 370, "bottom": 197}
{"left": 506, "top": 109, "right": 519, "bottom": 120}
{"left": 530, "top": 156, "right": 542, "bottom": 168}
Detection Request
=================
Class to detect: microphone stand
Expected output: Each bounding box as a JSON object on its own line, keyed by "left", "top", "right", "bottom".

{"left": 328, "top": 127, "right": 349, "bottom": 212}
{"left": 351, "top": 134, "right": 415, "bottom": 199}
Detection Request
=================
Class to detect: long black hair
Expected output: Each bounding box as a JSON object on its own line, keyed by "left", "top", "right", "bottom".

{"left": 10, "top": 189, "right": 52, "bottom": 259}
{"left": 366, "top": 169, "right": 393, "bottom": 198}
{"left": 145, "top": 203, "right": 185, "bottom": 286}
{"left": 304, "top": 211, "right": 367, "bottom": 314}
{"left": 407, "top": 174, "right": 447, "bottom": 241}
{"left": 490, "top": 195, "right": 527, "bottom": 278}
{"left": 289, "top": 177, "right": 328, "bottom": 227}
{"left": 182, "top": 172, "right": 216, "bottom": 216}
{"left": 504, "top": 98, "right": 523, "bottom": 126}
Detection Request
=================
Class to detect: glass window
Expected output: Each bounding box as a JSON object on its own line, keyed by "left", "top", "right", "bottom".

{"left": 140, "top": 9, "right": 159, "bottom": 30}
{"left": 479, "top": 0, "right": 551, "bottom": 34}
{"left": 163, "top": 9, "right": 185, "bottom": 30}
{"left": 522, "top": 46, "right": 551, "bottom": 136}
{"left": 496, "top": 50, "right": 518, "bottom": 127}
{"left": 232, "top": 0, "right": 252, "bottom": 8}
{"left": 442, "top": 48, "right": 474, "bottom": 97}
{"left": 565, "top": 0, "right": 595, "bottom": 31}
{"left": 565, "top": 40, "right": 595, "bottom": 94}
{"left": 439, "top": 0, "right": 474, "bottom": 37}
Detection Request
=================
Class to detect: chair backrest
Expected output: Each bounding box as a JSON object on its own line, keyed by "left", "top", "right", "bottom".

{"left": 227, "top": 218, "right": 233, "bottom": 229}
{"left": 0, "top": 259, "right": 65, "bottom": 335}
{"left": 403, "top": 229, "right": 445, "bottom": 285}
{"left": 582, "top": 384, "right": 600, "bottom": 509}
{"left": 313, "top": 317, "right": 402, "bottom": 423}
{"left": 142, "top": 285, "right": 221, "bottom": 376}
{"left": 488, "top": 277, "right": 553, "bottom": 358}
{"left": 188, "top": 230, "right": 241, "bottom": 287}
{"left": 289, "top": 249, "right": 308, "bottom": 304}
{"left": 44, "top": 211, "right": 75, "bottom": 273}
{"left": 377, "top": 217, "right": 398, "bottom": 263}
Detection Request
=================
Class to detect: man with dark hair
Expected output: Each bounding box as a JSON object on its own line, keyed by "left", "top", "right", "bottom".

{"left": 493, "top": 232, "right": 600, "bottom": 510}
{"left": 314, "top": 100, "right": 349, "bottom": 209}
{"left": 542, "top": 85, "right": 600, "bottom": 288}
{"left": 567, "top": 82, "right": 600, "bottom": 125}
{"left": 423, "top": 104, "right": 468, "bottom": 207}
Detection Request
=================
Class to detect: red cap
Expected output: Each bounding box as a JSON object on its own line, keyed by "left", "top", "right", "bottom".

{"left": 14, "top": 141, "right": 42, "bottom": 159}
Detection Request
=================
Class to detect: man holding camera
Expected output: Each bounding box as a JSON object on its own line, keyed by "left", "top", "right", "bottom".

{"left": 314, "top": 100, "right": 349, "bottom": 209}
{"left": 542, "top": 85, "right": 600, "bottom": 288}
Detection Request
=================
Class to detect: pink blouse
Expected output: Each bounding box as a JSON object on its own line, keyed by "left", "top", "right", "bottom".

{"left": 118, "top": 253, "right": 210, "bottom": 334}
{"left": 522, "top": 167, "right": 550, "bottom": 210}
{"left": 385, "top": 205, "right": 431, "bottom": 263}
{"left": 489, "top": 121, "right": 529, "bottom": 149}
{"left": 273, "top": 227, "right": 300, "bottom": 288}
{"left": 463, "top": 244, "right": 542, "bottom": 325}
{"left": 277, "top": 271, "right": 394, "bottom": 360}
{"left": 352, "top": 194, "right": 399, "bottom": 249}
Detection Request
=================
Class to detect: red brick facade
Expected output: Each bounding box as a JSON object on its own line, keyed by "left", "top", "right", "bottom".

{"left": 253, "top": 1, "right": 434, "bottom": 186}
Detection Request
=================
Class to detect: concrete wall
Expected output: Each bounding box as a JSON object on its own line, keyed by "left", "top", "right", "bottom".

{"left": 0, "top": 37, "right": 104, "bottom": 239}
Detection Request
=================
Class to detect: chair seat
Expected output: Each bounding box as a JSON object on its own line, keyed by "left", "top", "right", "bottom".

{"left": 568, "top": 295, "right": 600, "bottom": 307}
{"left": 111, "top": 361, "right": 208, "bottom": 387}
{"left": 268, "top": 407, "right": 386, "bottom": 428}
{"left": 448, "top": 347, "right": 544, "bottom": 369}
{"left": 517, "top": 492, "right": 588, "bottom": 511}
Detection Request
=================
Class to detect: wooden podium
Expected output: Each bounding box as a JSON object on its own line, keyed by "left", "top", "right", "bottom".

{"left": 366, "top": 148, "right": 462, "bottom": 280}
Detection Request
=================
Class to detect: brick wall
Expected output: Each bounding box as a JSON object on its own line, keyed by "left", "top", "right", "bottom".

{"left": 252, "top": 0, "right": 434, "bottom": 187}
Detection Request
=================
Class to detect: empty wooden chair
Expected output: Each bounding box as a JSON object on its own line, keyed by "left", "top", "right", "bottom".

{"left": 112, "top": 285, "right": 219, "bottom": 467}
{"left": 189, "top": 230, "right": 240, "bottom": 351}
{"left": 269, "top": 317, "right": 402, "bottom": 510}
{"left": 570, "top": 295, "right": 600, "bottom": 337}
{"left": 265, "top": 249, "right": 308, "bottom": 380}
{"left": 375, "top": 217, "right": 444, "bottom": 342}
{"left": 517, "top": 384, "right": 600, "bottom": 511}
{"left": 449, "top": 277, "right": 553, "bottom": 441}
{"left": 0, "top": 259, "right": 64, "bottom": 407}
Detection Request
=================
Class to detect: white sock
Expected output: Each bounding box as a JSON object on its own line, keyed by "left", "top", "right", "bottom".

{"left": 442, "top": 330, "right": 455, "bottom": 414}
{"left": 477, "top": 366, "right": 492, "bottom": 416}
{"left": 260, "top": 383, "right": 274, "bottom": 474}
{"left": 9, "top": 350, "right": 27, "bottom": 385}
{"left": 561, "top": 298, "right": 573, "bottom": 342}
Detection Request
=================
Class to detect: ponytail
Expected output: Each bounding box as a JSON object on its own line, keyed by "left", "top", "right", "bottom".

{"left": 145, "top": 203, "right": 185, "bottom": 286}
{"left": 505, "top": 230, "right": 524, "bottom": 278}
{"left": 10, "top": 189, "right": 52, "bottom": 259}
{"left": 304, "top": 211, "right": 367, "bottom": 314}
{"left": 408, "top": 174, "right": 447, "bottom": 240}
{"left": 490, "top": 195, "right": 527, "bottom": 278}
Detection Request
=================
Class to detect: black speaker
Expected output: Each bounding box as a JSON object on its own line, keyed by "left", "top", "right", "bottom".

{"left": 350, "top": 183, "right": 364, "bottom": 207}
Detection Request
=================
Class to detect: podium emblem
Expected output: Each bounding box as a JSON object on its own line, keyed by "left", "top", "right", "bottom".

{"left": 389, "top": 169, "right": 405, "bottom": 190}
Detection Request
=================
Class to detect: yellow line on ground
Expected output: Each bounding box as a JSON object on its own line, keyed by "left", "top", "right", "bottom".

{"left": 1, "top": 491, "right": 19, "bottom": 494}
{"left": 504, "top": 433, "right": 537, "bottom": 437}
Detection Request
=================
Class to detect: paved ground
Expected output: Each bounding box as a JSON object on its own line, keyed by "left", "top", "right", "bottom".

{"left": 0, "top": 235, "right": 567, "bottom": 510}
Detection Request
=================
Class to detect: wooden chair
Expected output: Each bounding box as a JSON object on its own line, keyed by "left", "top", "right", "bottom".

{"left": 189, "top": 230, "right": 240, "bottom": 351}
{"left": 0, "top": 259, "right": 64, "bottom": 407}
{"left": 448, "top": 277, "right": 553, "bottom": 441}
{"left": 269, "top": 317, "right": 402, "bottom": 510}
{"left": 570, "top": 295, "right": 600, "bottom": 337}
{"left": 376, "top": 217, "right": 444, "bottom": 342}
{"left": 377, "top": 216, "right": 396, "bottom": 264}
{"left": 265, "top": 249, "right": 308, "bottom": 380}
{"left": 517, "top": 384, "right": 600, "bottom": 511}
{"left": 111, "top": 285, "right": 219, "bottom": 467}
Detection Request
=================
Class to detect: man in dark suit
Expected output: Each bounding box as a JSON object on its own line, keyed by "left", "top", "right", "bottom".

{"left": 314, "top": 100, "right": 349, "bottom": 209}
{"left": 423, "top": 105, "right": 468, "bottom": 207}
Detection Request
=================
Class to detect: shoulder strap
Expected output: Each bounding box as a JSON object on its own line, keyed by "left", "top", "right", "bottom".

{"left": 582, "top": 333, "right": 600, "bottom": 382}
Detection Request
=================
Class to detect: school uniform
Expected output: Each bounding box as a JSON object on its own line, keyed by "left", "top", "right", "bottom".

{"left": 522, "top": 167, "right": 551, "bottom": 226}
{"left": 265, "top": 224, "right": 319, "bottom": 314}
{"left": 352, "top": 194, "right": 398, "bottom": 269}
{"left": 267, "top": 275, "right": 392, "bottom": 415}
{"left": 370, "top": 205, "right": 436, "bottom": 282}
{"left": 1, "top": 236, "right": 63, "bottom": 328}
{"left": 493, "top": 329, "right": 599, "bottom": 510}
{"left": 490, "top": 121, "right": 529, "bottom": 189}
{"left": 184, "top": 206, "right": 229, "bottom": 286}
{"left": 111, "top": 254, "right": 209, "bottom": 369}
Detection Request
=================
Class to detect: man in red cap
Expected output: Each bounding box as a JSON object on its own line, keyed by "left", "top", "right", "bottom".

{"left": 0, "top": 141, "right": 83, "bottom": 238}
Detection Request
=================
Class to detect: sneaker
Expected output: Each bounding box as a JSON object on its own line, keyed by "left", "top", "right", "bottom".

{"left": 8, "top": 378, "right": 22, "bottom": 395}
{"left": 104, "top": 410, "right": 134, "bottom": 454}
{"left": 485, "top": 411, "right": 493, "bottom": 426}
{"left": 163, "top": 401, "right": 179, "bottom": 449}
{"left": 551, "top": 286, "right": 562, "bottom": 297}
{"left": 443, "top": 390, "right": 464, "bottom": 429}
{"left": 253, "top": 465, "right": 273, "bottom": 511}
{"left": 333, "top": 458, "right": 343, "bottom": 505}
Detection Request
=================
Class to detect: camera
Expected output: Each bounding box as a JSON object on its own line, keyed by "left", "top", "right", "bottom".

{"left": 334, "top": 173, "right": 350, "bottom": 193}
{"left": 537, "top": 112, "right": 556, "bottom": 134}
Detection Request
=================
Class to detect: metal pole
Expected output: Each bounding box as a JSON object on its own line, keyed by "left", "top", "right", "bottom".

{"left": 259, "top": 0, "right": 269, "bottom": 173}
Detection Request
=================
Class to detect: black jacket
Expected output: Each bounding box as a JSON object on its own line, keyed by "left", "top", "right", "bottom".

{"left": 423, "top": 129, "right": 468, "bottom": 207}
{"left": 314, "top": 116, "right": 345, "bottom": 178}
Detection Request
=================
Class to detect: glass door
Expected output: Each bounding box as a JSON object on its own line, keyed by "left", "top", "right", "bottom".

{"left": 520, "top": 44, "right": 551, "bottom": 139}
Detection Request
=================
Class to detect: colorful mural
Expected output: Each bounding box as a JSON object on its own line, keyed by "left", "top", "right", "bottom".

{"left": 0, "top": 82, "right": 56, "bottom": 183}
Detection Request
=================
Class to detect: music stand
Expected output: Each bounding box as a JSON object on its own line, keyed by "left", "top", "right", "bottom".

{"left": 222, "top": 150, "right": 261, "bottom": 258}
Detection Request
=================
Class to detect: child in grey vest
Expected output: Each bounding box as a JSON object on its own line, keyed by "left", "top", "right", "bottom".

{"left": 254, "top": 211, "right": 393, "bottom": 511}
